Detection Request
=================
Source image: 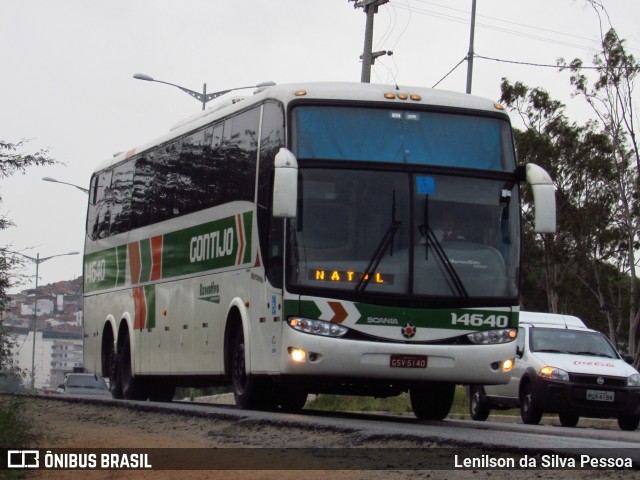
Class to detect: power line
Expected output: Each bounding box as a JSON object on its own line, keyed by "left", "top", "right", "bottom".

{"left": 432, "top": 56, "right": 467, "bottom": 88}
{"left": 412, "top": 0, "right": 598, "bottom": 44}
{"left": 474, "top": 53, "right": 640, "bottom": 71}
{"left": 391, "top": 2, "right": 599, "bottom": 52}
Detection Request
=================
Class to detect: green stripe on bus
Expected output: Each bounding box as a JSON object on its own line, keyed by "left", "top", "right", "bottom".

{"left": 145, "top": 284, "right": 156, "bottom": 329}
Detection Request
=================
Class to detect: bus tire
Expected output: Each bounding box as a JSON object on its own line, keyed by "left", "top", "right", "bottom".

{"left": 469, "top": 385, "right": 491, "bottom": 421}
{"left": 277, "top": 388, "right": 307, "bottom": 412}
{"left": 148, "top": 381, "right": 175, "bottom": 402}
{"left": 410, "top": 382, "right": 455, "bottom": 420}
{"left": 231, "top": 330, "right": 271, "bottom": 410}
{"left": 118, "top": 333, "right": 147, "bottom": 401}
{"left": 108, "top": 343, "right": 123, "bottom": 399}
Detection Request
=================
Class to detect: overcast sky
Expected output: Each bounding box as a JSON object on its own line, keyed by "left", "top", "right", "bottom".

{"left": 1, "top": 0, "right": 639, "bottom": 292}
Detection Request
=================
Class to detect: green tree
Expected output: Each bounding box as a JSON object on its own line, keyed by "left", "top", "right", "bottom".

{"left": 500, "top": 79, "right": 627, "bottom": 344}
{"left": 0, "top": 140, "right": 58, "bottom": 377}
{"left": 558, "top": 1, "right": 640, "bottom": 363}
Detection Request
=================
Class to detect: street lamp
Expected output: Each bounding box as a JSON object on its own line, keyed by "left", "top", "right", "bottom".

{"left": 4, "top": 250, "right": 79, "bottom": 389}
{"left": 133, "top": 73, "right": 275, "bottom": 110}
{"left": 42, "top": 177, "right": 89, "bottom": 194}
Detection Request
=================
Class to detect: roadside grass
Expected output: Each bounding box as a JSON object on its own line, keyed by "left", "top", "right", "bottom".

{"left": 305, "top": 385, "right": 492, "bottom": 416}
{"left": 0, "top": 396, "right": 35, "bottom": 479}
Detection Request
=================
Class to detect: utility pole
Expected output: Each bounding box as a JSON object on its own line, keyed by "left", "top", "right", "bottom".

{"left": 466, "top": 0, "right": 477, "bottom": 94}
{"left": 352, "top": 0, "right": 390, "bottom": 83}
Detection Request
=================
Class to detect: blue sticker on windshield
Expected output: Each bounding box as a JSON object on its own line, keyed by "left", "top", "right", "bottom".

{"left": 416, "top": 176, "right": 435, "bottom": 195}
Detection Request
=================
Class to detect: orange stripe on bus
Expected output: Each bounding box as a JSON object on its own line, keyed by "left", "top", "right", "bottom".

{"left": 150, "top": 235, "right": 163, "bottom": 281}
{"left": 128, "top": 242, "right": 141, "bottom": 285}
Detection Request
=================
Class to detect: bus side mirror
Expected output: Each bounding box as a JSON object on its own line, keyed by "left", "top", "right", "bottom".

{"left": 526, "top": 163, "right": 556, "bottom": 234}
{"left": 273, "top": 148, "right": 298, "bottom": 218}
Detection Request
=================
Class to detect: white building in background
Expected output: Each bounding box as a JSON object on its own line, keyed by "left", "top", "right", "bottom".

{"left": 20, "top": 297, "right": 55, "bottom": 317}
{"left": 10, "top": 328, "right": 83, "bottom": 389}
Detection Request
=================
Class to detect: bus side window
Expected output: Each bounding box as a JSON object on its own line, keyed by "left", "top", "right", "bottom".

{"left": 95, "top": 169, "right": 113, "bottom": 239}
{"left": 178, "top": 130, "right": 204, "bottom": 215}
{"left": 86, "top": 175, "right": 99, "bottom": 239}
{"left": 131, "top": 152, "right": 155, "bottom": 230}
{"left": 154, "top": 141, "right": 182, "bottom": 221}
{"left": 109, "top": 160, "right": 134, "bottom": 236}
{"left": 202, "top": 123, "right": 225, "bottom": 209}
{"left": 223, "top": 108, "right": 260, "bottom": 202}
{"left": 258, "top": 102, "right": 285, "bottom": 287}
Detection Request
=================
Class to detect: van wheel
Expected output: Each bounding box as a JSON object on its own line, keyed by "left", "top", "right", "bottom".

{"left": 618, "top": 415, "right": 640, "bottom": 431}
{"left": 410, "top": 382, "right": 455, "bottom": 420}
{"left": 558, "top": 413, "right": 579, "bottom": 427}
{"left": 520, "top": 382, "right": 542, "bottom": 425}
{"left": 469, "top": 385, "right": 490, "bottom": 421}
{"left": 231, "top": 330, "right": 273, "bottom": 410}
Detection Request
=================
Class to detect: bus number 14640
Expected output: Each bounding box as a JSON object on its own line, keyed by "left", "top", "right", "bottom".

{"left": 451, "top": 313, "right": 509, "bottom": 328}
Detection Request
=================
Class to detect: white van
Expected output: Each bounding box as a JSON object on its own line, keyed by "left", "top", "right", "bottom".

{"left": 469, "top": 311, "right": 640, "bottom": 430}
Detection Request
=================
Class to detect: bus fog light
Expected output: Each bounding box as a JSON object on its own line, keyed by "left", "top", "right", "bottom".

{"left": 288, "top": 347, "right": 306, "bottom": 362}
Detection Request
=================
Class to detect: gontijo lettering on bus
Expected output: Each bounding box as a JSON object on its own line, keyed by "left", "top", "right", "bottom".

{"left": 83, "top": 212, "right": 252, "bottom": 293}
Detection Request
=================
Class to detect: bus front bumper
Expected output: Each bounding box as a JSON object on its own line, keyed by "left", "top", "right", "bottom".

{"left": 278, "top": 326, "right": 516, "bottom": 385}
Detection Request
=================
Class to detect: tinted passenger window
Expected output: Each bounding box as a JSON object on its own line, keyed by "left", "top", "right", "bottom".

{"left": 94, "top": 170, "right": 113, "bottom": 239}
{"left": 109, "top": 161, "right": 134, "bottom": 235}
{"left": 154, "top": 141, "right": 182, "bottom": 221}
{"left": 131, "top": 153, "right": 155, "bottom": 229}
{"left": 257, "top": 102, "right": 285, "bottom": 287}
{"left": 223, "top": 108, "right": 260, "bottom": 202}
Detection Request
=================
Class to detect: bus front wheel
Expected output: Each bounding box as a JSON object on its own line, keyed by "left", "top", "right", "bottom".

{"left": 231, "top": 330, "right": 272, "bottom": 410}
{"left": 410, "top": 382, "right": 455, "bottom": 420}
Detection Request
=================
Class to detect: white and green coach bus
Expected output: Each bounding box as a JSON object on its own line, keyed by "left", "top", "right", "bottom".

{"left": 83, "top": 81, "right": 555, "bottom": 419}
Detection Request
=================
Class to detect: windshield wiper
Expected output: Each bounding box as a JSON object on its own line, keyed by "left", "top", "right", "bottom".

{"left": 355, "top": 219, "right": 401, "bottom": 294}
{"left": 419, "top": 223, "right": 469, "bottom": 299}
{"left": 355, "top": 191, "right": 401, "bottom": 294}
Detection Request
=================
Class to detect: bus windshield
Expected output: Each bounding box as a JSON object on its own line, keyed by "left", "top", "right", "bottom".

{"left": 292, "top": 106, "right": 516, "bottom": 171}
{"left": 287, "top": 168, "right": 520, "bottom": 299}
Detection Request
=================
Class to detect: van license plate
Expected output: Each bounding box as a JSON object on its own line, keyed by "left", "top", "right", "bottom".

{"left": 586, "top": 390, "right": 614, "bottom": 402}
{"left": 390, "top": 355, "right": 427, "bottom": 368}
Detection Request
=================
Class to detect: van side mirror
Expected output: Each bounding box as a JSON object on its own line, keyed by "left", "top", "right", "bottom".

{"left": 516, "top": 345, "right": 524, "bottom": 358}
{"left": 623, "top": 354, "right": 634, "bottom": 365}
{"left": 526, "top": 163, "right": 556, "bottom": 234}
{"left": 273, "top": 148, "right": 298, "bottom": 218}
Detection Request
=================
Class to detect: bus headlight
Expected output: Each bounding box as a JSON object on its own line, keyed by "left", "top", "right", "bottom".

{"left": 467, "top": 329, "right": 516, "bottom": 344}
{"left": 539, "top": 366, "right": 569, "bottom": 382}
{"left": 288, "top": 318, "right": 348, "bottom": 337}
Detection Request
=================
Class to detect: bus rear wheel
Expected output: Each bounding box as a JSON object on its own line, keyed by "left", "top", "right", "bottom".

{"left": 231, "top": 330, "right": 273, "bottom": 410}
{"left": 117, "top": 333, "right": 147, "bottom": 400}
{"left": 410, "top": 382, "right": 455, "bottom": 420}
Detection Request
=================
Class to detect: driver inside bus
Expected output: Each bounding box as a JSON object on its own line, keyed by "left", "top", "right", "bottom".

{"left": 433, "top": 210, "right": 465, "bottom": 242}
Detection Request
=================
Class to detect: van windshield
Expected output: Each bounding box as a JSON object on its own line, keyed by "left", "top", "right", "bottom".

{"left": 530, "top": 328, "right": 618, "bottom": 359}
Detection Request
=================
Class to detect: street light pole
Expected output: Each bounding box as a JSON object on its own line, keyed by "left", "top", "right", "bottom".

{"left": 133, "top": 73, "right": 275, "bottom": 110}
{"left": 4, "top": 249, "right": 79, "bottom": 389}
{"left": 42, "top": 177, "right": 89, "bottom": 194}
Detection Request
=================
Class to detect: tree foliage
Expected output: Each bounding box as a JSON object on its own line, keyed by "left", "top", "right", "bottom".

{"left": 0, "top": 140, "right": 58, "bottom": 375}
{"left": 503, "top": 1, "right": 640, "bottom": 363}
